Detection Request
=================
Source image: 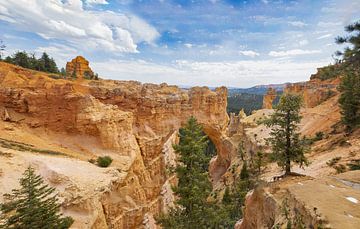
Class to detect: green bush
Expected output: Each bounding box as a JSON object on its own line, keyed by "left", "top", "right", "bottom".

{"left": 326, "top": 157, "right": 341, "bottom": 167}
{"left": 347, "top": 159, "right": 360, "bottom": 170}
{"left": 96, "top": 156, "right": 113, "bottom": 167}
{"left": 334, "top": 164, "right": 346, "bottom": 174}
{"left": 313, "top": 64, "right": 345, "bottom": 81}
{"left": 314, "top": 132, "right": 324, "bottom": 141}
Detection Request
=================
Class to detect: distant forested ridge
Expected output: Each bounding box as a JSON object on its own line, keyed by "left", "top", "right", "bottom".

{"left": 227, "top": 93, "right": 263, "bottom": 115}
{"left": 227, "top": 86, "right": 283, "bottom": 115}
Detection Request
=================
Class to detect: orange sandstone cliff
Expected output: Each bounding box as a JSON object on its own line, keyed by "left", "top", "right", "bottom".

{"left": 0, "top": 61, "right": 234, "bottom": 228}
{"left": 234, "top": 70, "right": 360, "bottom": 228}
{"left": 284, "top": 77, "right": 340, "bottom": 108}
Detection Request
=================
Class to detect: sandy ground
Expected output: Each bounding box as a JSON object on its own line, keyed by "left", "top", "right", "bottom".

{"left": 288, "top": 171, "right": 360, "bottom": 228}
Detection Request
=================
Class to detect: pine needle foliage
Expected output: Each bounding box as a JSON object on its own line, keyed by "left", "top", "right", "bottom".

{"left": 157, "top": 117, "right": 213, "bottom": 228}
{"left": 0, "top": 166, "right": 74, "bottom": 229}
{"left": 338, "top": 66, "right": 360, "bottom": 132}
{"left": 335, "top": 20, "right": 360, "bottom": 64}
{"left": 264, "top": 94, "right": 309, "bottom": 175}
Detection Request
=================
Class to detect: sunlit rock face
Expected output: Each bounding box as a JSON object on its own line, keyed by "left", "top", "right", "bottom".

{"left": 284, "top": 77, "right": 340, "bottom": 108}
{"left": 262, "top": 87, "right": 277, "bottom": 109}
{"left": 66, "top": 56, "right": 94, "bottom": 79}
{"left": 0, "top": 61, "right": 234, "bottom": 228}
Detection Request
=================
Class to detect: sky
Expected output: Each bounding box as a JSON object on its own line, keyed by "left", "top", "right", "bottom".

{"left": 0, "top": 0, "right": 359, "bottom": 87}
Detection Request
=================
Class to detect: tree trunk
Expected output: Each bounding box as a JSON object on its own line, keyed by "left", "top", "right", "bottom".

{"left": 285, "top": 110, "right": 291, "bottom": 175}
{"left": 285, "top": 160, "right": 291, "bottom": 175}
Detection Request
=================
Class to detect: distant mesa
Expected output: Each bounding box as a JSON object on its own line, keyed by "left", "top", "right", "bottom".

{"left": 66, "top": 56, "right": 96, "bottom": 80}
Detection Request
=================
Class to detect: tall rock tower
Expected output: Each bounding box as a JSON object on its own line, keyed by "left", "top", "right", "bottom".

{"left": 66, "top": 56, "right": 94, "bottom": 79}
{"left": 262, "top": 87, "right": 277, "bottom": 109}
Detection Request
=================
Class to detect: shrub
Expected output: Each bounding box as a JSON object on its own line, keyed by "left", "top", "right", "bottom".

{"left": 326, "top": 157, "right": 341, "bottom": 167}
{"left": 347, "top": 159, "right": 360, "bottom": 170}
{"left": 314, "top": 132, "right": 324, "bottom": 141}
{"left": 97, "top": 156, "right": 113, "bottom": 167}
{"left": 88, "top": 158, "right": 96, "bottom": 164}
{"left": 83, "top": 70, "right": 93, "bottom": 80}
{"left": 334, "top": 164, "right": 347, "bottom": 174}
{"left": 326, "top": 157, "right": 346, "bottom": 173}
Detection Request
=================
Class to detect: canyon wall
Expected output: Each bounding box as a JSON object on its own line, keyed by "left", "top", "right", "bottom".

{"left": 0, "top": 62, "right": 233, "bottom": 228}
{"left": 284, "top": 77, "right": 340, "bottom": 108}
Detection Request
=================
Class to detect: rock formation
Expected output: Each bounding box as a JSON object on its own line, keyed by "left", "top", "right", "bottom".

{"left": 262, "top": 87, "right": 277, "bottom": 109}
{"left": 237, "top": 171, "right": 360, "bottom": 229}
{"left": 0, "top": 61, "right": 233, "bottom": 228}
{"left": 1, "top": 61, "right": 356, "bottom": 229}
{"left": 66, "top": 56, "right": 94, "bottom": 79}
{"left": 284, "top": 77, "right": 340, "bottom": 108}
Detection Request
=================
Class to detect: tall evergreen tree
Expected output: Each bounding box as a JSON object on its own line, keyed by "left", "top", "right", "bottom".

{"left": 335, "top": 21, "right": 360, "bottom": 132}
{"left": 39, "top": 52, "right": 59, "bottom": 73}
{"left": 29, "top": 53, "right": 39, "bottom": 70}
{"left": 11, "top": 51, "right": 31, "bottom": 69}
{"left": 157, "top": 117, "right": 213, "bottom": 228}
{"left": 0, "top": 166, "right": 74, "bottom": 229}
{"left": 338, "top": 68, "right": 360, "bottom": 131}
{"left": 264, "top": 94, "right": 308, "bottom": 175}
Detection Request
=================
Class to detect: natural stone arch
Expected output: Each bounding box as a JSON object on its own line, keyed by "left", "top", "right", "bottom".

{"left": 201, "top": 124, "right": 236, "bottom": 184}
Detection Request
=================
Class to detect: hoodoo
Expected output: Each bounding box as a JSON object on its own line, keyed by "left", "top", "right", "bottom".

{"left": 66, "top": 56, "right": 94, "bottom": 79}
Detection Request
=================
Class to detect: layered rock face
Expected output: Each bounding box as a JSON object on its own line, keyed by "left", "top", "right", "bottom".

{"left": 237, "top": 171, "right": 360, "bottom": 229}
{"left": 284, "top": 77, "right": 340, "bottom": 108}
{"left": 262, "top": 87, "right": 277, "bottom": 109}
{"left": 66, "top": 56, "right": 94, "bottom": 79}
{"left": 0, "top": 62, "right": 232, "bottom": 228}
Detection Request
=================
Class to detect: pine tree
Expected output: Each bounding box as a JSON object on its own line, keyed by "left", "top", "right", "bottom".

{"left": 338, "top": 67, "right": 360, "bottom": 131}
{"left": 238, "top": 141, "right": 245, "bottom": 161}
{"left": 240, "top": 160, "right": 250, "bottom": 180}
{"left": 0, "top": 166, "right": 74, "bottom": 229}
{"left": 11, "top": 51, "right": 31, "bottom": 69}
{"left": 39, "top": 52, "right": 59, "bottom": 73}
{"left": 264, "top": 94, "right": 308, "bottom": 175}
{"left": 222, "top": 187, "right": 232, "bottom": 205}
{"left": 29, "top": 53, "right": 39, "bottom": 70}
{"left": 335, "top": 20, "right": 360, "bottom": 65}
{"left": 157, "top": 117, "right": 213, "bottom": 228}
{"left": 252, "top": 150, "right": 265, "bottom": 176}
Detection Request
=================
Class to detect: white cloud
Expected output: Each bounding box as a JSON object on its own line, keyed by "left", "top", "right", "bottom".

{"left": 261, "top": 0, "right": 269, "bottom": 4}
{"left": 86, "top": 0, "right": 109, "bottom": 5}
{"left": 0, "top": 0, "right": 159, "bottom": 53}
{"left": 93, "top": 58, "right": 330, "bottom": 87}
{"left": 268, "top": 49, "right": 321, "bottom": 57}
{"left": 298, "top": 39, "right": 309, "bottom": 46}
{"left": 184, "top": 43, "right": 193, "bottom": 48}
{"left": 239, "top": 50, "right": 260, "bottom": 57}
{"left": 288, "top": 21, "right": 307, "bottom": 27}
{"left": 317, "top": 34, "right": 333, "bottom": 39}
{"left": 317, "top": 21, "right": 342, "bottom": 27}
